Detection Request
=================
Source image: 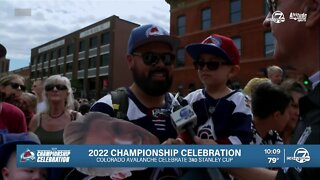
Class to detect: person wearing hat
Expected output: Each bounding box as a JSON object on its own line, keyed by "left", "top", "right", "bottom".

{"left": 0, "top": 132, "right": 48, "bottom": 180}
{"left": 181, "top": 34, "right": 252, "bottom": 146}
{"left": 90, "top": 24, "right": 183, "bottom": 179}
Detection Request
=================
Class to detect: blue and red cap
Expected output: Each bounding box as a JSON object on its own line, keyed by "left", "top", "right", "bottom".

{"left": 186, "top": 34, "right": 240, "bottom": 65}
{"left": 127, "top": 24, "right": 180, "bottom": 54}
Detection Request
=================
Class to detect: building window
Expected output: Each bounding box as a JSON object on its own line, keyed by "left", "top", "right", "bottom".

{"left": 232, "top": 37, "right": 241, "bottom": 56}
{"left": 46, "top": 53, "right": 50, "bottom": 62}
{"left": 79, "top": 40, "right": 86, "bottom": 52}
{"left": 31, "top": 57, "right": 36, "bottom": 65}
{"left": 49, "top": 50, "right": 57, "bottom": 60}
{"left": 66, "top": 63, "right": 73, "bottom": 72}
{"left": 67, "top": 45, "right": 73, "bottom": 55}
{"left": 89, "top": 36, "right": 98, "bottom": 49}
{"left": 59, "top": 65, "right": 65, "bottom": 74}
{"left": 89, "top": 57, "right": 96, "bottom": 68}
{"left": 50, "top": 67, "right": 56, "bottom": 74}
{"left": 201, "top": 8, "right": 211, "bottom": 30}
{"left": 58, "top": 48, "right": 64, "bottom": 58}
{"left": 176, "top": 48, "right": 185, "bottom": 68}
{"left": 264, "top": 0, "right": 269, "bottom": 15}
{"left": 230, "top": 0, "right": 241, "bottom": 23}
{"left": 37, "top": 70, "right": 41, "bottom": 77}
{"left": 264, "top": 31, "right": 274, "bottom": 57}
{"left": 78, "top": 60, "right": 85, "bottom": 70}
{"left": 101, "top": 32, "right": 110, "bottom": 45}
{"left": 177, "top": 15, "right": 186, "bottom": 36}
{"left": 100, "top": 54, "right": 109, "bottom": 66}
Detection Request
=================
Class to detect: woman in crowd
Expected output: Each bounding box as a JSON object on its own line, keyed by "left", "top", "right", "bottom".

{"left": 29, "top": 75, "right": 81, "bottom": 144}
{"left": 280, "top": 79, "right": 307, "bottom": 144}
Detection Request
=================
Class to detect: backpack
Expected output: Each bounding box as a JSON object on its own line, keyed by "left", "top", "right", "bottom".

{"left": 110, "top": 87, "right": 129, "bottom": 120}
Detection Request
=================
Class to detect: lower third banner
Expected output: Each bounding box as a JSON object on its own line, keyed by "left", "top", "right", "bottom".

{"left": 16, "top": 145, "right": 319, "bottom": 168}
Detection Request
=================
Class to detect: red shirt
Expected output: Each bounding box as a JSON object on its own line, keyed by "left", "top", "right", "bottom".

{"left": 0, "top": 102, "right": 27, "bottom": 133}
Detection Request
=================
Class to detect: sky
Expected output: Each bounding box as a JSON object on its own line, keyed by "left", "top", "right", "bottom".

{"left": 0, "top": 0, "right": 171, "bottom": 71}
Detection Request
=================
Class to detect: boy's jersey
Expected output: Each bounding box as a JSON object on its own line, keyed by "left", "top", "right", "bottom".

{"left": 90, "top": 87, "right": 178, "bottom": 143}
{"left": 251, "top": 123, "right": 283, "bottom": 145}
{"left": 184, "top": 89, "right": 253, "bottom": 144}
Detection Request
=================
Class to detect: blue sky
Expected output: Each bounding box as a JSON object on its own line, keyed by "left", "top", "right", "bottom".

{"left": 0, "top": 0, "right": 170, "bottom": 71}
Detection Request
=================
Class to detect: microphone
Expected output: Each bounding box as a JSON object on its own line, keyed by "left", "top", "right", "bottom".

{"left": 170, "top": 94, "right": 197, "bottom": 138}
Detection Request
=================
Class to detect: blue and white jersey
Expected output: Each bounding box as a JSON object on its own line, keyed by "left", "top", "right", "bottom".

{"left": 251, "top": 123, "right": 283, "bottom": 145}
{"left": 184, "top": 89, "right": 253, "bottom": 144}
{"left": 90, "top": 87, "right": 178, "bottom": 143}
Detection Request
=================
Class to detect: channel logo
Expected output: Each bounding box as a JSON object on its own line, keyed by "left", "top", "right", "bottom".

{"left": 287, "top": 148, "right": 311, "bottom": 164}
{"left": 266, "top": 11, "right": 285, "bottom": 24}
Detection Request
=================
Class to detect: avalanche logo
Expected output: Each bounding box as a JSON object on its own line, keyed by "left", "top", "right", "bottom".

{"left": 202, "top": 36, "right": 222, "bottom": 47}
{"left": 146, "top": 26, "right": 166, "bottom": 37}
{"left": 20, "top": 149, "right": 36, "bottom": 162}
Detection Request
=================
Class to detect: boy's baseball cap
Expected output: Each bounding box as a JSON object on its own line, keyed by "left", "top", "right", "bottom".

{"left": 127, "top": 24, "right": 180, "bottom": 54}
{"left": 0, "top": 131, "right": 40, "bottom": 169}
{"left": 186, "top": 34, "right": 240, "bottom": 65}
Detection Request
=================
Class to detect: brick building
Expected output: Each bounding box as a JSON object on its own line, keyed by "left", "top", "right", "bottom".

{"left": 30, "top": 15, "right": 138, "bottom": 99}
{"left": 166, "top": 0, "right": 278, "bottom": 95}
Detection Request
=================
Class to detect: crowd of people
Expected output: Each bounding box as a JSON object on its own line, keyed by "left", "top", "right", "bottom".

{"left": 0, "top": 0, "right": 319, "bottom": 179}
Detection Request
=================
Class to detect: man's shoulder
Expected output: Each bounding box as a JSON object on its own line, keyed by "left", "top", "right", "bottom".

{"left": 184, "top": 89, "right": 204, "bottom": 103}
{"left": 1, "top": 102, "right": 24, "bottom": 115}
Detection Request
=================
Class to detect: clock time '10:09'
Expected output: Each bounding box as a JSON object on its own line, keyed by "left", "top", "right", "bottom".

{"left": 264, "top": 149, "right": 281, "bottom": 155}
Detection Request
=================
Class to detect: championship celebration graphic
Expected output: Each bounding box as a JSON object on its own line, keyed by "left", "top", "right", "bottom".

{"left": 17, "top": 145, "right": 320, "bottom": 168}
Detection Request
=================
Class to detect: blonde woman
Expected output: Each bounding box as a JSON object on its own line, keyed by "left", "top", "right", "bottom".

{"left": 29, "top": 75, "right": 81, "bottom": 144}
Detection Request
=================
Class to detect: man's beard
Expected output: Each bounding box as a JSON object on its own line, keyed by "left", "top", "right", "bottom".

{"left": 132, "top": 67, "right": 173, "bottom": 96}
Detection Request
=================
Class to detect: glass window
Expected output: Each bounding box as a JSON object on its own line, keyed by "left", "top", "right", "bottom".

{"left": 67, "top": 45, "right": 73, "bottom": 55}
{"left": 201, "top": 8, "right": 211, "bottom": 30}
{"left": 264, "top": 31, "right": 274, "bottom": 57}
{"left": 79, "top": 40, "right": 86, "bottom": 52}
{"left": 59, "top": 65, "right": 64, "bottom": 73}
{"left": 101, "top": 32, "right": 110, "bottom": 45}
{"left": 78, "top": 60, "right": 85, "bottom": 70}
{"left": 264, "top": 0, "right": 269, "bottom": 15}
{"left": 176, "top": 48, "right": 185, "bottom": 68}
{"left": 230, "top": 0, "right": 241, "bottom": 23}
{"left": 66, "top": 63, "right": 73, "bottom": 72}
{"left": 177, "top": 15, "right": 186, "bottom": 36}
{"left": 37, "top": 70, "right": 41, "bottom": 77}
{"left": 89, "top": 36, "right": 98, "bottom": 48}
{"left": 58, "top": 48, "right": 64, "bottom": 57}
{"left": 100, "top": 54, "right": 109, "bottom": 66}
{"left": 89, "top": 57, "right": 97, "bottom": 68}
{"left": 232, "top": 37, "right": 241, "bottom": 56}
{"left": 50, "top": 67, "right": 56, "bottom": 74}
{"left": 46, "top": 53, "right": 50, "bottom": 62}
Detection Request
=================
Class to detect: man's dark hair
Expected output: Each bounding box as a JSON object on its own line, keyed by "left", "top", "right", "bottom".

{"left": 251, "top": 82, "right": 292, "bottom": 119}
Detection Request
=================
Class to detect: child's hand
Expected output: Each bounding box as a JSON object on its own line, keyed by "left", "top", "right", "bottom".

{"left": 193, "top": 136, "right": 217, "bottom": 145}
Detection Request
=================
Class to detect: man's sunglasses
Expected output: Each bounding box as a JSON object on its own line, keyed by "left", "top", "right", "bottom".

{"left": 193, "top": 61, "right": 229, "bottom": 71}
{"left": 266, "top": 0, "right": 277, "bottom": 14}
{"left": 132, "top": 52, "right": 175, "bottom": 66}
{"left": 10, "top": 83, "right": 26, "bottom": 91}
{"left": 45, "top": 84, "right": 68, "bottom": 91}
